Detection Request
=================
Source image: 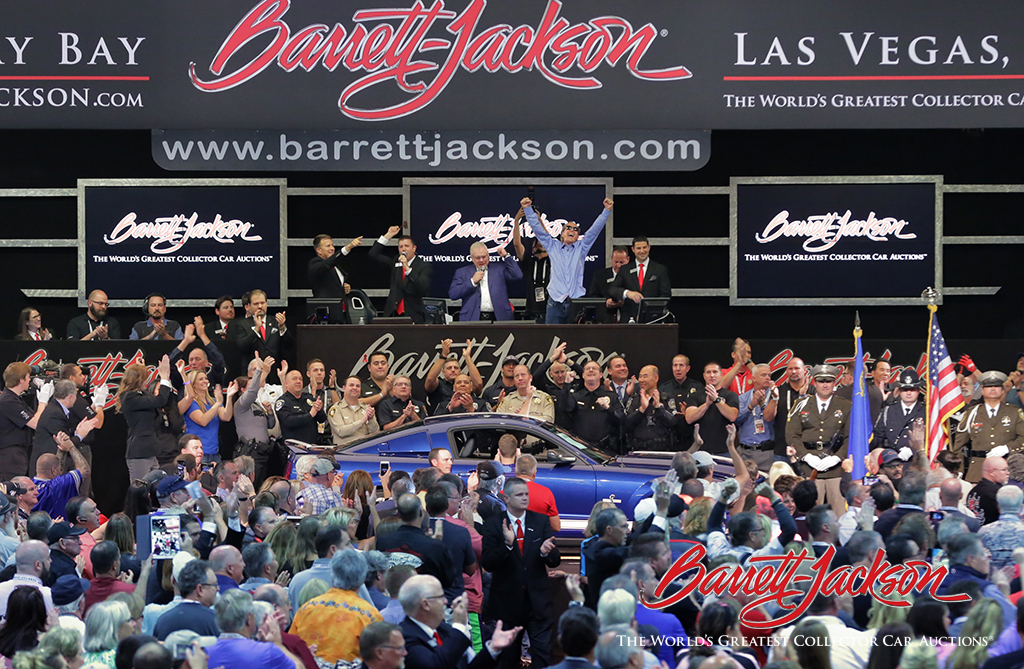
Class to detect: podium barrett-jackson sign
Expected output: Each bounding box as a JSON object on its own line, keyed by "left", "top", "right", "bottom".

{"left": 81, "top": 179, "right": 286, "bottom": 304}
{"left": 730, "top": 176, "right": 941, "bottom": 306}
{"left": 3, "top": 2, "right": 1024, "bottom": 130}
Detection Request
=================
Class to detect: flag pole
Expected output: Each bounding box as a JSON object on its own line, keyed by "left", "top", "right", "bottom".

{"left": 923, "top": 287, "right": 939, "bottom": 462}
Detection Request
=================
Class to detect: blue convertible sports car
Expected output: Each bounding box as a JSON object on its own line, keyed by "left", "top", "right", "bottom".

{"left": 287, "top": 412, "right": 737, "bottom": 539}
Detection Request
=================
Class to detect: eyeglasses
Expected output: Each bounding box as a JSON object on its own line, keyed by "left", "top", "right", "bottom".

{"left": 199, "top": 582, "right": 219, "bottom": 589}
{"left": 91, "top": 301, "right": 109, "bottom": 306}
{"left": 564, "top": 225, "right": 580, "bottom": 231}
{"left": 425, "top": 594, "right": 446, "bottom": 602}
{"left": 380, "top": 645, "right": 407, "bottom": 652}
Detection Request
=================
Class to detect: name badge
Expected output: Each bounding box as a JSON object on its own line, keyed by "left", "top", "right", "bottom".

{"left": 754, "top": 418, "right": 765, "bottom": 434}
{"left": 534, "top": 287, "right": 546, "bottom": 302}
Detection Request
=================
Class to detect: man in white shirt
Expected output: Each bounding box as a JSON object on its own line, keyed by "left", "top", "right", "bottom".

{"left": 0, "top": 540, "right": 53, "bottom": 619}
{"left": 449, "top": 242, "right": 522, "bottom": 322}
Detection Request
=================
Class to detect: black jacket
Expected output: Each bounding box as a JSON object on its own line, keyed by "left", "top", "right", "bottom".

{"left": 375, "top": 525, "right": 457, "bottom": 590}
{"left": 480, "top": 510, "right": 561, "bottom": 625}
{"left": 369, "top": 241, "right": 432, "bottom": 323}
{"left": 120, "top": 384, "right": 172, "bottom": 459}
{"left": 400, "top": 616, "right": 496, "bottom": 669}
{"left": 609, "top": 259, "right": 672, "bottom": 321}
{"left": 29, "top": 402, "right": 82, "bottom": 477}
{"left": 308, "top": 251, "right": 349, "bottom": 298}
{"left": 235, "top": 316, "right": 293, "bottom": 360}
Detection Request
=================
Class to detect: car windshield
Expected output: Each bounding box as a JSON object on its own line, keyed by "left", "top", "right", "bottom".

{"left": 548, "top": 424, "right": 615, "bottom": 464}
{"left": 339, "top": 421, "right": 426, "bottom": 453}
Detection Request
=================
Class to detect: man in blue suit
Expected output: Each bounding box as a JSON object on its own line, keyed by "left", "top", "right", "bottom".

{"left": 449, "top": 242, "right": 522, "bottom": 322}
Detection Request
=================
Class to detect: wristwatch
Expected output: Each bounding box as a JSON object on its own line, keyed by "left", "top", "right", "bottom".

{"left": 713, "top": 397, "right": 724, "bottom": 404}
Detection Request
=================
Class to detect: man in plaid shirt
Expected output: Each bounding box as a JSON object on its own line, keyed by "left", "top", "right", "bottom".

{"left": 296, "top": 457, "right": 344, "bottom": 515}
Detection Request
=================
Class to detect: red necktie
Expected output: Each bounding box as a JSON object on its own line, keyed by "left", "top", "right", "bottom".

{"left": 516, "top": 519, "right": 524, "bottom": 555}
{"left": 397, "top": 264, "right": 406, "bottom": 315}
{"left": 260, "top": 321, "right": 267, "bottom": 340}
{"left": 33, "top": 332, "right": 40, "bottom": 341}
{"left": 638, "top": 262, "right": 645, "bottom": 290}
{"left": 433, "top": 630, "right": 443, "bottom": 647}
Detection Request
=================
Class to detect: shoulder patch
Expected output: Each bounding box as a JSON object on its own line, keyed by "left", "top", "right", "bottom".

{"left": 328, "top": 405, "right": 337, "bottom": 418}
{"left": 274, "top": 399, "right": 284, "bottom": 411}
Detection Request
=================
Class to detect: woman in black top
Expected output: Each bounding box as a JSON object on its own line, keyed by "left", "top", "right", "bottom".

{"left": 115, "top": 355, "right": 172, "bottom": 482}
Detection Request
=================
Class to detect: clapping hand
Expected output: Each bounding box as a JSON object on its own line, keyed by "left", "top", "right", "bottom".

{"left": 363, "top": 406, "right": 375, "bottom": 424}
{"left": 275, "top": 312, "right": 286, "bottom": 328}
{"left": 226, "top": 381, "right": 239, "bottom": 398}
{"left": 214, "top": 385, "right": 224, "bottom": 405}
{"left": 502, "top": 518, "right": 516, "bottom": 546}
{"left": 440, "top": 338, "right": 453, "bottom": 357}
{"left": 540, "top": 537, "right": 556, "bottom": 556}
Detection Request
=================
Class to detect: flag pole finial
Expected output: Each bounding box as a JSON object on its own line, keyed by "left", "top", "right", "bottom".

{"left": 922, "top": 287, "right": 940, "bottom": 313}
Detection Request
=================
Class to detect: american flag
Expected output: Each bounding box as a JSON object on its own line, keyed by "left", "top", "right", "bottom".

{"left": 927, "top": 310, "right": 964, "bottom": 461}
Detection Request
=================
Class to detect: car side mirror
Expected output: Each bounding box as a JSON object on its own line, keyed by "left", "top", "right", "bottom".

{"left": 547, "top": 450, "right": 576, "bottom": 465}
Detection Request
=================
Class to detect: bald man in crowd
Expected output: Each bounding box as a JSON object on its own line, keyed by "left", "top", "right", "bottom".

{"left": 623, "top": 365, "right": 675, "bottom": 452}
{"left": 66, "top": 290, "right": 121, "bottom": 340}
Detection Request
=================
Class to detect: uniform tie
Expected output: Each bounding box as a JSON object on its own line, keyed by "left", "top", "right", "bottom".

{"left": 516, "top": 519, "right": 524, "bottom": 555}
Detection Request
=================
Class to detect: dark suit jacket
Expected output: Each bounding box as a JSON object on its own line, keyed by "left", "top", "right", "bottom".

{"left": 235, "top": 316, "right": 293, "bottom": 360}
{"left": 609, "top": 259, "right": 672, "bottom": 321}
{"left": 204, "top": 319, "right": 230, "bottom": 341}
{"left": 930, "top": 508, "right": 983, "bottom": 534}
{"left": 449, "top": 257, "right": 521, "bottom": 321}
{"left": 369, "top": 241, "right": 432, "bottom": 323}
{"left": 29, "top": 402, "right": 81, "bottom": 477}
{"left": 548, "top": 660, "right": 600, "bottom": 669}
{"left": 308, "top": 251, "right": 350, "bottom": 298}
{"left": 586, "top": 266, "right": 622, "bottom": 323}
{"left": 872, "top": 400, "right": 925, "bottom": 450}
{"left": 481, "top": 510, "right": 561, "bottom": 625}
{"left": 400, "top": 616, "right": 496, "bottom": 669}
{"left": 375, "top": 524, "right": 457, "bottom": 590}
{"left": 581, "top": 538, "right": 629, "bottom": 609}
{"left": 873, "top": 505, "right": 926, "bottom": 539}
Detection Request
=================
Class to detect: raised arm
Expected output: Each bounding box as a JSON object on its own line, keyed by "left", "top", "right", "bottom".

{"left": 424, "top": 339, "right": 452, "bottom": 393}
{"left": 511, "top": 207, "right": 527, "bottom": 261}
{"left": 462, "top": 340, "right": 484, "bottom": 394}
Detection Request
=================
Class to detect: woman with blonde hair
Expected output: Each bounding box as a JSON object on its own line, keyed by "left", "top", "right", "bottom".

{"left": 293, "top": 516, "right": 321, "bottom": 572}
{"left": 946, "top": 597, "right": 1003, "bottom": 669}
{"left": 683, "top": 497, "right": 713, "bottom": 541}
{"left": 115, "top": 356, "right": 172, "bottom": 481}
{"left": 11, "top": 627, "right": 83, "bottom": 669}
{"left": 321, "top": 507, "right": 359, "bottom": 542}
{"left": 178, "top": 369, "right": 237, "bottom": 464}
{"left": 265, "top": 520, "right": 299, "bottom": 575}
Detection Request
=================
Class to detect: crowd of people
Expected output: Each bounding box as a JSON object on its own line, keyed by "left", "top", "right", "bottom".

{"left": 0, "top": 322, "right": 1022, "bottom": 669}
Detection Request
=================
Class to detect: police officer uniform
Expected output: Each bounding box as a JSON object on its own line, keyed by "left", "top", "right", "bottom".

{"left": 377, "top": 395, "right": 427, "bottom": 428}
{"left": 872, "top": 370, "right": 926, "bottom": 452}
{"left": 302, "top": 383, "right": 337, "bottom": 446}
{"left": 0, "top": 388, "right": 34, "bottom": 481}
{"left": 561, "top": 385, "right": 624, "bottom": 452}
{"left": 327, "top": 401, "right": 381, "bottom": 446}
{"left": 623, "top": 391, "right": 676, "bottom": 452}
{"left": 953, "top": 371, "right": 1024, "bottom": 483}
{"left": 495, "top": 390, "right": 555, "bottom": 423}
{"left": 658, "top": 376, "right": 702, "bottom": 450}
{"left": 275, "top": 391, "right": 325, "bottom": 446}
{"left": 433, "top": 394, "right": 484, "bottom": 416}
{"left": 786, "top": 365, "right": 851, "bottom": 512}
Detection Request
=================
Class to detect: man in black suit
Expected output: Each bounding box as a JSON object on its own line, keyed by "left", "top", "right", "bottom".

{"left": 873, "top": 471, "right": 927, "bottom": 538}
{"left": 481, "top": 477, "right": 561, "bottom": 669}
{"left": 586, "top": 246, "right": 630, "bottom": 323}
{"left": 375, "top": 494, "right": 457, "bottom": 590}
{"left": 581, "top": 508, "right": 630, "bottom": 610}
{"left": 307, "top": 234, "right": 364, "bottom": 323}
{"left": 609, "top": 235, "right": 671, "bottom": 322}
{"left": 398, "top": 574, "right": 521, "bottom": 669}
{"left": 204, "top": 295, "right": 235, "bottom": 341}
{"left": 548, "top": 607, "right": 601, "bottom": 669}
{"left": 235, "top": 289, "right": 292, "bottom": 360}
{"left": 369, "top": 225, "right": 432, "bottom": 323}
{"left": 29, "top": 380, "right": 96, "bottom": 477}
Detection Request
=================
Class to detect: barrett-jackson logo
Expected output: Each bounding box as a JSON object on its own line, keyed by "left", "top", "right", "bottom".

{"left": 755, "top": 209, "right": 917, "bottom": 253}
{"left": 103, "top": 212, "right": 263, "bottom": 254}
{"left": 188, "top": 0, "right": 691, "bottom": 121}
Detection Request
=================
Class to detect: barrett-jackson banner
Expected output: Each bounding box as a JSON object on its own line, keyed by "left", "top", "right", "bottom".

{"left": 732, "top": 178, "right": 939, "bottom": 305}
{"left": 3, "top": 2, "right": 1024, "bottom": 130}
{"left": 408, "top": 184, "right": 607, "bottom": 301}
{"left": 82, "top": 180, "right": 284, "bottom": 303}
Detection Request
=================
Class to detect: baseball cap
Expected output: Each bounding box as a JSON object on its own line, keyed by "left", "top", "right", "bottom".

{"left": 692, "top": 452, "right": 715, "bottom": 468}
{"left": 879, "top": 449, "right": 902, "bottom": 466}
{"left": 172, "top": 551, "right": 197, "bottom": 581}
{"left": 476, "top": 461, "right": 500, "bottom": 481}
{"left": 51, "top": 574, "right": 91, "bottom": 606}
{"left": 311, "top": 457, "right": 337, "bottom": 476}
{"left": 156, "top": 475, "right": 188, "bottom": 499}
{"left": 0, "top": 481, "right": 25, "bottom": 497}
{"left": 502, "top": 356, "right": 519, "bottom": 367}
{"left": 163, "top": 630, "right": 217, "bottom": 660}
{"left": 47, "top": 521, "right": 86, "bottom": 545}
{"left": 0, "top": 495, "right": 14, "bottom": 516}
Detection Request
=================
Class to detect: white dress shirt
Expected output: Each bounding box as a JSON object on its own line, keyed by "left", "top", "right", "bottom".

{"left": 477, "top": 268, "right": 493, "bottom": 312}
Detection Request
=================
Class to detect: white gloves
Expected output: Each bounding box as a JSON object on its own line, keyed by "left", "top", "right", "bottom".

{"left": 802, "top": 454, "right": 822, "bottom": 470}
{"left": 92, "top": 384, "right": 109, "bottom": 408}
{"left": 898, "top": 447, "right": 913, "bottom": 461}
{"left": 988, "top": 445, "right": 1010, "bottom": 458}
{"left": 36, "top": 381, "right": 54, "bottom": 404}
{"left": 818, "top": 455, "right": 842, "bottom": 471}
